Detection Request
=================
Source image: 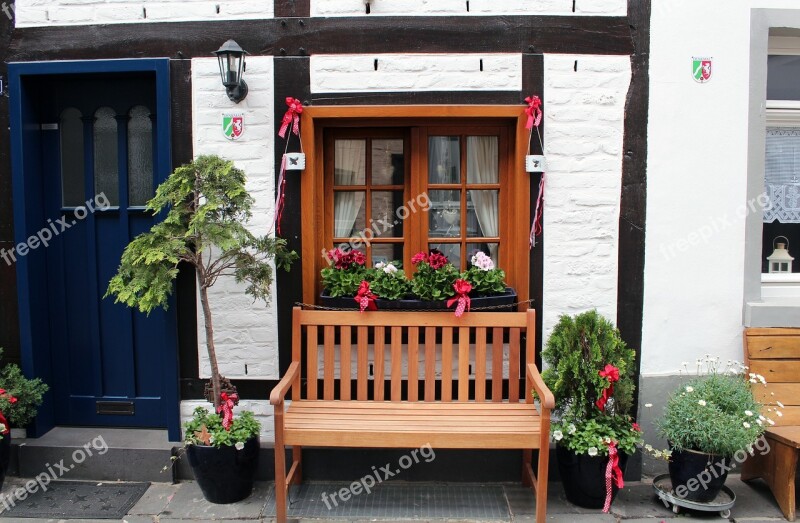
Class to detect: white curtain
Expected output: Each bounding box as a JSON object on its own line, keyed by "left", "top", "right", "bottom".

{"left": 334, "top": 140, "right": 366, "bottom": 237}
{"left": 765, "top": 128, "right": 800, "bottom": 223}
{"left": 467, "top": 136, "right": 499, "bottom": 262}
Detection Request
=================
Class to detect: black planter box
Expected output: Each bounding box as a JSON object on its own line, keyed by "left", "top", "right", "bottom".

{"left": 319, "top": 287, "right": 517, "bottom": 312}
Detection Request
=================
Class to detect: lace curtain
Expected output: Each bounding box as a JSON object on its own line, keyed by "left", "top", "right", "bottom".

{"left": 334, "top": 140, "right": 366, "bottom": 237}
{"left": 765, "top": 127, "right": 800, "bottom": 223}
{"left": 466, "top": 136, "right": 499, "bottom": 262}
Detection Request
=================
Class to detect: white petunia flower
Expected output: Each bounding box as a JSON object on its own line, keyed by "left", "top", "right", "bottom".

{"left": 604, "top": 437, "right": 612, "bottom": 444}
{"left": 743, "top": 422, "right": 751, "bottom": 428}
{"left": 567, "top": 423, "right": 577, "bottom": 435}
{"left": 553, "top": 430, "right": 563, "bottom": 441}
{"left": 698, "top": 400, "right": 707, "bottom": 406}
{"left": 235, "top": 441, "right": 245, "bottom": 450}
{"left": 587, "top": 447, "right": 598, "bottom": 457}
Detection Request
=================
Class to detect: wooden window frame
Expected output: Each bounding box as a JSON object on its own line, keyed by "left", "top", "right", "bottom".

{"left": 300, "top": 105, "right": 530, "bottom": 308}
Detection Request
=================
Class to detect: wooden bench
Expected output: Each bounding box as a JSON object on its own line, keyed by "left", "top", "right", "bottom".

{"left": 741, "top": 328, "right": 800, "bottom": 521}
{"left": 270, "top": 307, "right": 553, "bottom": 523}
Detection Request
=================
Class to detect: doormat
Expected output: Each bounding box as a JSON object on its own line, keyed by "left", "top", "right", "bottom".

{"left": 265, "top": 482, "right": 510, "bottom": 520}
{"left": 0, "top": 480, "right": 150, "bottom": 519}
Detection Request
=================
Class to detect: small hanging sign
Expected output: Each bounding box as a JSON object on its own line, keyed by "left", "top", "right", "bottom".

{"left": 284, "top": 152, "right": 306, "bottom": 171}
{"left": 692, "top": 57, "right": 712, "bottom": 83}
{"left": 526, "top": 155, "right": 546, "bottom": 173}
{"left": 222, "top": 112, "right": 245, "bottom": 140}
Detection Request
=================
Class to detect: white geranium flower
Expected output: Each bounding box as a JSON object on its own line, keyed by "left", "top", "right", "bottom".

{"left": 744, "top": 410, "right": 753, "bottom": 417}
{"left": 743, "top": 422, "right": 751, "bottom": 429}
{"left": 685, "top": 386, "right": 694, "bottom": 393}
{"left": 553, "top": 430, "right": 563, "bottom": 441}
{"left": 698, "top": 400, "right": 707, "bottom": 406}
{"left": 383, "top": 263, "right": 398, "bottom": 274}
{"left": 235, "top": 441, "right": 245, "bottom": 450}
{"left": 587, "top": 447, "right": 598, "bottom": 457}
{"left": 375, "top": 261, "right": 385, "bottom": 269}
{"left": 567, "top": 423, "right": 577, "bottom": 435}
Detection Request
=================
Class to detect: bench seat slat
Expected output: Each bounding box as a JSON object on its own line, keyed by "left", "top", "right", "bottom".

{"left": 764, "top": 426, "right": 800, "bottom": 449}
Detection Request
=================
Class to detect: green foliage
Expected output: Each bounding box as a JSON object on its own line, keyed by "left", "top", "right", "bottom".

{"left": 541, "top": 310, "right": 638, "bottom": 456}
{"left": 321, "top": 266, "right": 371, "bottom": 297}
{"left": 0, "top": 349, "right": 49, "bottom": 428}
{"left": 105, "top": 155, "right": 297, "bottom": 314}
{"left": 410, "top": 262, "right": 458, "bottom": 301}
{"left": 370, "top": 263, "right": 412, "bottom": 300}
{"left": 183, "top": 406, "right": 261, "bottom": 448}
{"left": 462, "top": 267, "right": 506, "bottom": 296}
{"left": 657, "top": 361, "right": 770, "bottom": 456}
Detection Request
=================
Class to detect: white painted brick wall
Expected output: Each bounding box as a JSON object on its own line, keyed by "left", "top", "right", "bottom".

{"left": 311, "top": 0, "right": 625, "bottom": 16}
{"left": 191, "top": 57, "right": 281, "bottom": 381}
{"left": 15, "top": 0, "right": 273, "bottom": 27}
{"left": 181, "top": 399, "right": 275, "bottom": 442}
{"left": 542, "top": 54, "right": 630, "bottom": 339}
{"left": 310, "top": 54, "right": 522, "bottom": 93}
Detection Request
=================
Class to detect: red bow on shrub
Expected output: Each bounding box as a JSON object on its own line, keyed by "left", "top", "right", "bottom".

{"left": 278, "top": 97, "right": 303, "bottom": 138}
{"left": 355, "top": 281, "right": 378, "bottom": 312}
{"left": 524, "top": 95, "right": 543, "bottom": 130}
{"left": 217, "top": 392, "right": 239, "bottom": 431}
{"left": 602, "top": 441, "right": 624, "bottom": 513}
{"left": 596, "top": 364, "right": 620, "bottom": 411}
{"left": 447, "top": 279, "right": 472, "bottom": 317}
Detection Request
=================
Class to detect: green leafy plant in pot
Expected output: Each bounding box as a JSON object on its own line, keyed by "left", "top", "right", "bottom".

{"left": 541, "top": 310, "right": 641, "bottom": 511}
{"left": 106, "top": 155, "right": 297, "bottom": 503}
{"left": 656, "top": 358, "right": 778, "bottom": 502}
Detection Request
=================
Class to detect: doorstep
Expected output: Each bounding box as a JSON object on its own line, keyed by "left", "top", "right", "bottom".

{"left": 11, "top": 427, "right": 174, "bottom": 482}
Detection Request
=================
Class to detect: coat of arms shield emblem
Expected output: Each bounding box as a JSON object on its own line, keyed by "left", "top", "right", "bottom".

{"left": 692, "top": 57, "right": 712, "bottom": 83}
{"left": 222, "top": 113, "right": 244, "bottom": 140}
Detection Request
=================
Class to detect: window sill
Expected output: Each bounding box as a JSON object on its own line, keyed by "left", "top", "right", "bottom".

{"left": 745, "top": 298, "right": 800, "bottom": 327}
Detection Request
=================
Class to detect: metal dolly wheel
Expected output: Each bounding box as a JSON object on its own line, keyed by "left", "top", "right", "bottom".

{"left": 653, "top": 473, "right": 735, "bottom": 518}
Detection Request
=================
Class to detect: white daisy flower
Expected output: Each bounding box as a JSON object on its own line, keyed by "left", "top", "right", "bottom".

{"left": 778, "top": 401, "right": 785, "bottom": 408}
{"left": 757, "top": 419, "right": 763, "bottom": 426}
{"left": 743, "top": 422, "right": 751, "bottom": 428}
{"left": 587, "top": 447, "right": 598, "bottom": 457}
{"left": 553, "top": 430, "right": 563, "bottom": 441}
{"left": 698, "top": 400, "right": 707, "bottom": 406}
{"left": 745, "top": 410, "right": 753, "bottom": 416}
{"left": 777, "top": 411, "right": 784, "bottom": 417}
{"left": 768, "top": 419, "right": 776, "bottom": 426}
{"left": 685, "top": 386, "right": 694, "bottom": 393}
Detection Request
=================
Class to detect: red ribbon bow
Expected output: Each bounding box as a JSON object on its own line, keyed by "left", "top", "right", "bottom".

{"left": 355, "top": 281, "right": 378, "bottom": 312}
{"left": 524, "top": 95, "right": 543, "bottom": 130}
{"left": 447, "top": 279, "right": 472, "bottom": 317}
{"left": 217, "top": 392, "right": 239, "bottom": 431}
{"left": 596, "top": 364, "right": 620, "bottom": 411}
{"left": 603, "top": 441, "right": 624, "bottom": 513}
{"left": 278, "top": 97, "right": 303, "bottom": 138}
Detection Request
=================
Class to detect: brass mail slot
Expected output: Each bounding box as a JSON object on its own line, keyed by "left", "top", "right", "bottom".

{"left": 96, "top": 401, "right": 135, "bottom": 416}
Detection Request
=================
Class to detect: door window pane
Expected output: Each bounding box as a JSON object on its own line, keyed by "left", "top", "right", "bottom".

{"left": 429, "top": 243, "right": 460, "bottom": 269}
{"left": 468, "top": 244, "right": 499, "bottom": 269}
{"left": 334, "top": 191, "right": 365, "bottom": 238}
{"left": 467, "top": 190, "right": 499, "bottom": 238}
{"left": 94, "top": 107, "right": 119, "bottom": 206}
{"left": 372, "top": 139, "right": 404, "bottom": 185}
{"left": 372, "top": 244, "right": 404, "bottom": 267}
{"left": 466, "top": 136, "right": 499, "bottom": 183}
{"left": 371, "top": 191, "right": 403, "bottom": 238}
{"left": 429, "top": 137, "right": 460, "bottom": 184}
{"left": 128, "top": 106, "right": 153, "bottom": 207}
{"left": 768, "top": 56, "right": 800, "bottom": 101}
{"left": 335, "top": 140, "right": 366, "bottom": 185}
{"left": 429, "top": 190, "right": 461, "bottom": 238}
{"left": 60, "top": 108, "right": 85, "bottom": 207}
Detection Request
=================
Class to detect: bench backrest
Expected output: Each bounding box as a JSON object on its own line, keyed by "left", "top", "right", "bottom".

{"left": 291, "top": 307, "right": 536, "bottom": 403}
{"left": 744, "top": 327, "right": 800, "bottom": 426}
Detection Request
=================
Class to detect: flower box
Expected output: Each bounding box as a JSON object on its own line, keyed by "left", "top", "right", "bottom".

{"left": 319, "top": 287, "right": 517, "bottom": 312}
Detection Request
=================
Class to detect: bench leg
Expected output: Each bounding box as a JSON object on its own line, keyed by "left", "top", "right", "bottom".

{"left": 292, "top": 446, "right": 303, "bottom": 485}
{"left": 522, "top": 449, "right": 533, "bottom": 488}
{"left": 743, "top": 436, "right": 797, "bottom": 521}
{"left": 536, "top": 448, "right": 549, "bottom": 523}
{"left": 274, "top": 412, "right": 288, "bottom": 523}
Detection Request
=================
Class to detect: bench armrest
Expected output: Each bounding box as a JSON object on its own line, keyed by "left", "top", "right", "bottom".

{"left": 527, "top": 363, "right": 555, "bottom": 410}
{"left": 270, "top": 362, "right": 300, "bottom": 406}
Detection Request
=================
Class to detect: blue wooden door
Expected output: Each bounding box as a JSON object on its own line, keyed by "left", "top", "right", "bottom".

{"left": 40, "top": 74, "right": 176, "bottom": 428}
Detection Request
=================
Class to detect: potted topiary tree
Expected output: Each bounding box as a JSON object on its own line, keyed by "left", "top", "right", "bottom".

{"left": 105, "top": 155, "right": 297, "bottom": 503}
{"left": 541, "top": 310, "right": 641, "bottom": 511}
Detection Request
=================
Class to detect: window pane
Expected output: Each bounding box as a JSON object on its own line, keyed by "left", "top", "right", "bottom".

{"left": 372, "top": 244, "right": 404, "bottom": 267}
{"left": 94, "top": 107, "right": 119, "bottom": 206}
{"left": 468, "top": 244, "right": 499, "bottom": 269}
{"left": 429, "top": 243, "right": 460, "bottom": 269}
{"left": 372, "top": 139, "right": 404, "bottom": 185}
{"left": 60, "top": 108, "right": 84, "bottom": 207}
{"left": 429, "top": 136, "right": 460, "bottom": 184}
{"left": 466, "top": 136, "right": 499, "bottom": 184}
{"left": 335, "top": 139, "right": 366, "bottom": 185}
{"left": 334, "top": 191, "right": 365, "bottom": 238}
{"left": 467, "top": 190, "right": 499, "bottom": 238}
{"left": 768, "top": 56, "right": 800, "bottom": 101}
{"left": 372, "top": 191, "right": 403, "bottom": 238}
{"left": 128, "top": 106, "right": 154, "bottom": 207}
{"left": 429, "top": 190, "right": 461, "bottom": 238}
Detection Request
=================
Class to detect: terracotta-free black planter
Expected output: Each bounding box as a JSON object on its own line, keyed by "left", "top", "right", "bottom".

{"left": 0, "top": 433, "right": 10, "bottom": 492}
{"left": 186, "top": 436, "right": 259, "bottom": 504}
{"left": 319, "top": 287, "right": 517, "bottom": 312}
{"left": 668, "top": 447, "right": 731, "bottom": 502}
{"left": 556, "top": 444, "right": 628, "bottom": 509}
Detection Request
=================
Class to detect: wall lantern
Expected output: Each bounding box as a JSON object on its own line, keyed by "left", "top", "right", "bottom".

{"left": 768, "top": 236, "right": 795, "bottom": 274}
{"left": 213, "top": 39, "right": 249, "bottom": 104}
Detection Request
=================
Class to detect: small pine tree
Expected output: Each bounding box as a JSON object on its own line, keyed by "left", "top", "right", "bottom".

{"left": 105, "top": 155, "right": 297, "bottom": 409}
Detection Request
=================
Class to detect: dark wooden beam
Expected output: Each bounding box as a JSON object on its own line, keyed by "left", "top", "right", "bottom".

{"left": 275, "top": 0, "right": 310, "bottom": 18}
{"left": 7, "top": 16, "right": 633, "bottom": 62}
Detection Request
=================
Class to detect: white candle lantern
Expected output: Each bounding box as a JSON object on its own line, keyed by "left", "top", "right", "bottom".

{"left": 768, "top": 236, "right": 795, "bottom": 274}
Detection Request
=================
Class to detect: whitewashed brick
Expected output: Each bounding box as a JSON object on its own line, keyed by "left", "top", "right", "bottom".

{"left": 311, "top": 0, "right": 625, "bottom": 16}
{"left": 311, "top": 54, "right": 522, "bottom": 93}
{"left": 542, "top": 54, "right": 630, "bottom": 339}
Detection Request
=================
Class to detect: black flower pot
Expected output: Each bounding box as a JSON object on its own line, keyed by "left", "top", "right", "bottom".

{"left": 186, "top": 436, "right": 259, "bottom": 504}
{"left": 319, "top": 287, "right": 517, "bottom": 312}
{"left": 668, "top": 447, "right": 731, "bottom": 502}
{"left": 556, "top": 444, "right": 628, "bottom": 509}
{"left": 0, "top": 433, "right": 10, "bottom": 492}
